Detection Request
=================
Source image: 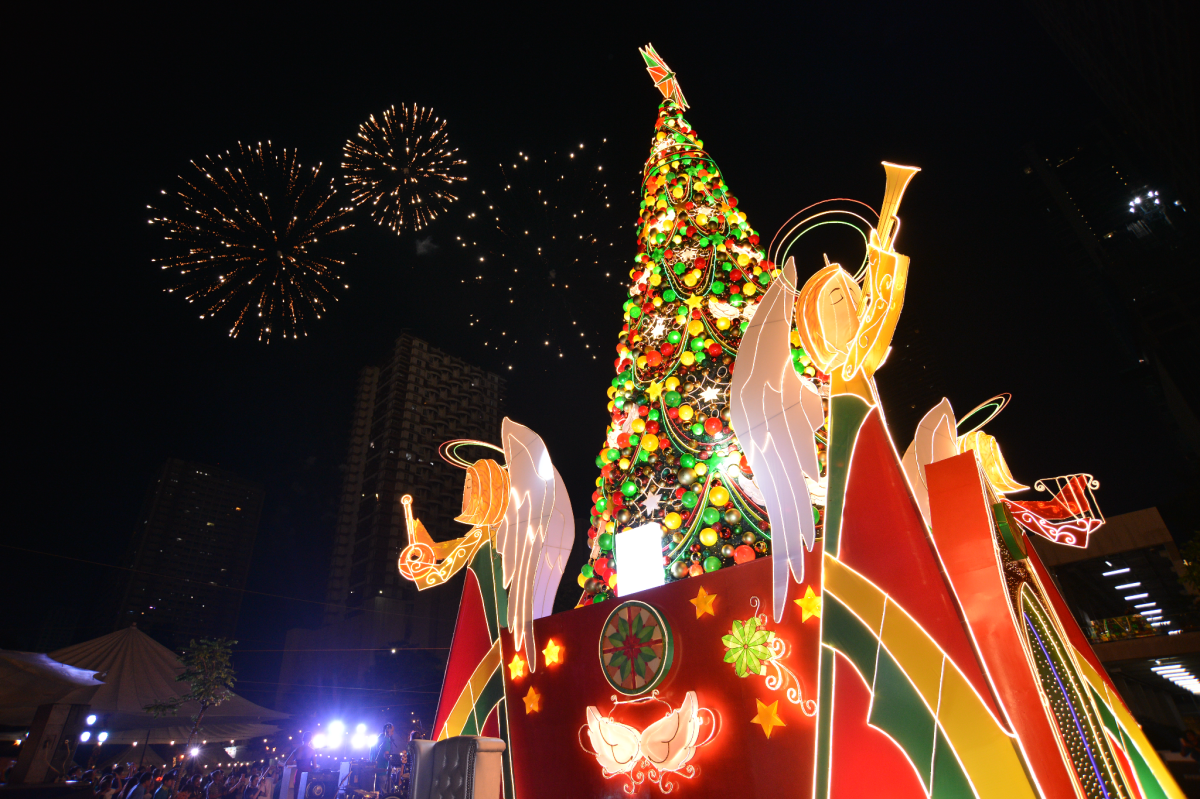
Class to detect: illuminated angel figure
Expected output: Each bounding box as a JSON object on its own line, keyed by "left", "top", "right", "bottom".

{"left": 902, "top": 394, "right": 1104, "bottom": 547}
{"left": 397, "top": 419, "right": 574, "bottom": 669}
{"left": 729, "top": 256, "right": 827, "bottom": 622}
{"left": 342, "top": 104, "right": 466, "bottom": 234}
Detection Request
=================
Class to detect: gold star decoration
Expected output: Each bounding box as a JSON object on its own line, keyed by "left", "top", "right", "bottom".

{"left": 795, "top": 585, "right": 822, "bottom": 622}
{"left": 685, "top": 294, "right": 704, "bottom": 310}
{"left": 523, "top": 686, "right": 541, "bottom": 714}
{"left": 690, "top": 586, "right": 717, "bottom": 619}
{"left": 508, "top": 654, "right": 526, "bottom": 680}
{"left": 751, "top": 698, "right": 785, "bottom": 739}
{"left": 542, "top": 639, "right": 563, "bottom": 667}
{"left": 646, "top": 380, "right": 663, "bottom": 402}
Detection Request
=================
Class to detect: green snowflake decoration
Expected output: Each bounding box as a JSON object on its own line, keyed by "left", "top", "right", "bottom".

{"left": 722, "top": 617, "right": 775, "bottom": 678}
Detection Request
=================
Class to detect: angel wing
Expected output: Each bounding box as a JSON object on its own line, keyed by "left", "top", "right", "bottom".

{"left": 585, "top": 706, "right": 642, "bottom": 775}
{"left": 729, "top": 257, "right": 825, "bottom": 622}
{"left": 901, "top": 398, "right": 958, "bottom": 527}
{"left": 639, "top": 43, "right": 689, "bottom": 110}
{"left": 640, "top": 691, "right": 701, "bottom": 773}
{"left": 497, "top": 418, "right": 575, "bottom": 670}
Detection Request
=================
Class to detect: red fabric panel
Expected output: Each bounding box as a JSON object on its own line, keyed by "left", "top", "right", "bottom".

{"left": 837, "top": 409, "right": 1000, "bottom": 719}
{"left": 926, "top": 453, "right": 1077, "bottom": 799}
{"left": 432, "top": 567, "right": 493, "bottom": 736}
{"left": 481, "top": 705, "right": 500, "bottom": 740}
{"left": 829, "top": 654, "right": 927, "bottom": 799}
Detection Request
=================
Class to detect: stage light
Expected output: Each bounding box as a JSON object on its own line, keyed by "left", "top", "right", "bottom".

{"left": 312, "top": 734, "right": 327, "bottom": 749}
{"left": 80, "top": 732, "right": 91, "bottom": 742}
{"left": 86, "top": 715, "right": 97, "bottom": 726}
{"left": 97, "top": 732, "right": 108, "bottom": 743}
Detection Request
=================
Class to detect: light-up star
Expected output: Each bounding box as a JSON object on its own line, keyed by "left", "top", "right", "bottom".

{"left": 751, "top": 698, "right": 785, "bottom": 739}
{"left": 685, "top": 294, "right": 704, "bottom": 310}
{"left": 642, "top": 491, "right": 662, "bottom": 514}
{"left": 542, "top": 639, "right": 562, "bottom": 667}
{"left": 508, "top": 654, "right": 527, "bottom": 680}
{"left": 646, "top": 381, "right": 664, "bottom": 402}
{"left": 795, "top": 585, "right": 822, "bottom": 622}
{"left": 650, "top": 317, "right": 666, "bottom": 339}
{"left": 699, "top": 386, "right": 720, "bottom": 403}
{"left": 690, "top": 586, "right": 717, "bottom": 618}
{"left": 523, "top": 686, "right": 541, "bottom": 714}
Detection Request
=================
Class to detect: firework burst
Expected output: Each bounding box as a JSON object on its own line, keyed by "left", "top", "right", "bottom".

{"left": 342, "top": 104, "right": 466, "bottom": 234}
{"left": 150, "top": 141, "right": 352, "bottom": 342}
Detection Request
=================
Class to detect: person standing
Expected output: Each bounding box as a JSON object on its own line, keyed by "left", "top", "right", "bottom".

{"left": 371, "top": 725, "right": 395, "bottom": 793}
{"left": 283, "top": 733, "right": 313, "bottom": 799}
{"left": 154, "top": 771, "right": 177, "bottom": 799}
{"left": 128, "top": 773, "right": 154, "bottom": 799}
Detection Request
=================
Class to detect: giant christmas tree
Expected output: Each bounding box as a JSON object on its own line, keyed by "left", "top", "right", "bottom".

{"left": 578, "top": 47, "right": 827, "bottom": 605}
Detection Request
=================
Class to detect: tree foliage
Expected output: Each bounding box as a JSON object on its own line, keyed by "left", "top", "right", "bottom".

{"left": 142, "top": 638, "right": 238, "bottom": 749}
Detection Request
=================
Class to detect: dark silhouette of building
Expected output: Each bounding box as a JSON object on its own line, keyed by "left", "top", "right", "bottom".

{"left": 277, "top": 334, "right": 505, "bottom": 714}
{"left": 1020, "top": 125, "right": 1199, "bottom": 499}
{"left": 109, "top": 458, "right": 264, "bottom": 647}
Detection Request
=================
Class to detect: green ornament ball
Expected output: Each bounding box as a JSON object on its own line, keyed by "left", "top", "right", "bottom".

{"left": 710, "top": 280, "right": 725, "bottom": 294}
{"left": 680, "top": 492, "right": 699, "bottom": 509}
{"left": 605, "top": 448, "right": 620, "bottom": 462}
{"left": 680, "top": 454, "right": 696, "bottom": 468}
{"left": 621, "top": 481, "right": 638, "bottom": 497}
{"left": 667, "top": 331, "right": 682, "bottom": 344}
{"left": 593, "top": 593, "right": 607, "bottom": 603}
{"left": 597, "top": 532, "right": 614, "bottom": 550}
{"left": 664, "top": 391, "right": 682, "bottom": 407}
{"left": 702, "top": 507, "right": 720, "bottom": 525}
{"left": 703, "top": 556, "right": 722, "bottom": 572}
{"left": 691, "top": 422, "right": 705, "bottom": 436}
{"left": 581, "top": 564, "right": 595, "bottom": 578}
{"left": 663, "top": 289, "right": 677, "bottom": 302}
{"left": 595, "top": 497, "right": 608, "bottom": 512}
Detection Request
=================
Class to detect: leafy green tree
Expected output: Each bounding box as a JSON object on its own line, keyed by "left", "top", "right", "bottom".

{"left": 142, "top": 638, "right": 238, "bottom": 751}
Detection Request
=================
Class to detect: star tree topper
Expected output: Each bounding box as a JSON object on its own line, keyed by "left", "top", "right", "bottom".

{"left": 639, "top": 43, "right": 689, "bottom": 110}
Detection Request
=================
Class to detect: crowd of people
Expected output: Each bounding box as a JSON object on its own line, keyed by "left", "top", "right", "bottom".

{"left": 60, "top": 763, "right": 282, "bottom": 799}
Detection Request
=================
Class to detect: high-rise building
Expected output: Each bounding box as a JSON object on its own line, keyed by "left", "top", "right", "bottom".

{"left": 1030, "top": 508, "right": 1200, "bottom": 748}
{"left": 109, "top": 458, "right": 264, "bottom": 648}
{"left": 277, "top": 333, "right": 505, "bottom": 714}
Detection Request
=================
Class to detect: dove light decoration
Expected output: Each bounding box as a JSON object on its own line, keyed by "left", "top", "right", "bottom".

{"left": 580, "top": 690, "right": 717, "bottom": 794}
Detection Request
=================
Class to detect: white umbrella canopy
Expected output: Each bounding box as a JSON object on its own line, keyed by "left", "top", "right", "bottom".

{"left": 47, "top": 626, "right": 287, "bottom": 744}
{"left": 0, "top": 650, "right": 105, "bottom": 725}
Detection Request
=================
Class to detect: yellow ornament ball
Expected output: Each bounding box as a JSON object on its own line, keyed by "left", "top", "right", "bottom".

{"left": 665, "top": 376, "right": 681, "bottom": 391}
{"left": 678, "top": 404, "right": 694, "bottom": 421}
{"left": 636, "top": 356, "right": 648, "bottom": 368}
{"left": 632, "top": 418, "right": 646, "bottom": 433}
{"left": 605, "top": 521, "right": 616, "bottom": 533}
{"left": 664, "top": 512, "right": 683, "bottom": 530}
{"left": 708, "top": 486, "right": 731, "bottom": 506}
{"left": 743, "top": 283, "right": 757, "bottom": 297}
{"left": 618, "top": 458, "right": 631, "bottom": 470}
{"left": 641, "top": 433, "right": 659, "bottom": 452}
{"left": 683, "top": 273, "right": 699, "bottom": 288}
{"left": 681, "top": 351, "right": 696, "bottom": 366}
{"left": 687, "top": 319, "right": 704, "bottom": 336}
{"left": 608, "top": 574, "right": 618, "bottom": 589}
{"left": 699, "top": 528, "right": 718, "bottom": 547}
{"left": 716, "top": 317, "right": 731, "bottom": 331}
{"left": 694, "top": 462, "right": 707, "bottom": 476}
{"left": 737, "top": 253, "right": 751, "bottom": 267}
{"left": 649, "top": 273, "right": 662, "bottom": 286}
{"left": 577, "top": 573, "right": 588, "bottom": 588}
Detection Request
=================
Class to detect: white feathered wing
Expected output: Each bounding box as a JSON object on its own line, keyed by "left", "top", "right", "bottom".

{"left": 901, "top": 398, "right": 958, "bottom": 527}
{"left": 496, "top": 418, "right": 575, "bottom": 671}
{"left": 730, "top": 257, "right": 825, "bottom": 622}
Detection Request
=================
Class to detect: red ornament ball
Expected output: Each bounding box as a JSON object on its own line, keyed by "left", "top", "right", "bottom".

{"left": 733, "top": 545, "right": 756, "bottom": 564}
{"left": 703, "top": 417, "right": 723, "bottom": 436}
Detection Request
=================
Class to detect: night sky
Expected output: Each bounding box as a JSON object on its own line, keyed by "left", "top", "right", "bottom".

{"left": 10, "top": 5, "right": 1190, "bottom": 709}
